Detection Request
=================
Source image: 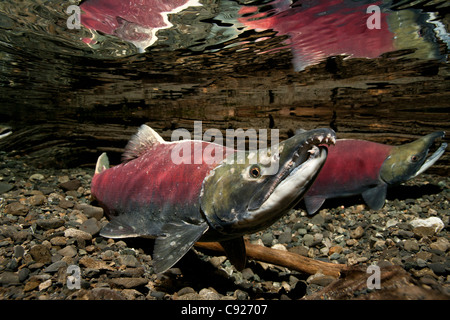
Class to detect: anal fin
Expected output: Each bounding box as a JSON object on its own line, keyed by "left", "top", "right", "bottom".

{"left": 219, "top": 237, "right": 247, "bottom": 271}
{"left": 153, "top": 221, "right": 209, "bottom": 273}
{"left": 304, "top": 196, "right": 326, "bottom": 215}
{"left": 362, "top": 183, "right": 387, "bottom": 210}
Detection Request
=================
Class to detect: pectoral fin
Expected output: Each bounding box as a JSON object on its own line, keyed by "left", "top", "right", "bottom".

{"left": 304, "top": 196, "right": 326, "bottom": 215}
{"left": 362, "top": 183, "right": 387, "bottom": 210}
{"left": 153, "top": 221, "right": 209, "bottom": 273}
{"left": 219, "top": 237, "right": 247, "bottom": 271}
{"left": 100, "top": 211, "right": 164, "bottom": 239}
{"left": 100, "top": 218, "right": 148, "bottom": 239}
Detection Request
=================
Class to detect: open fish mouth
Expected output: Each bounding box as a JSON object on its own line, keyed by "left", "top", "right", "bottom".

{"left": 280, "top": 131, "right": 336, "bottom": 186}
{"left": 414, "top": 134, "right": 447, "bottom": 177}
{"left": 250, "top": 129, "right": 336, "bottom": 213}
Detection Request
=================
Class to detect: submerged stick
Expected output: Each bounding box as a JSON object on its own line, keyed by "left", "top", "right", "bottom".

{"left": 195, "top": 241, "right": 346, "bottom": 277}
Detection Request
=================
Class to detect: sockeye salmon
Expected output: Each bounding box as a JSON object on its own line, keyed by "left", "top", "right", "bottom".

{"left": 91, "top": 125, "right": 336, "bottom": 272}
{"left": 303, "top": 131, "right": 447, "bottom": 215}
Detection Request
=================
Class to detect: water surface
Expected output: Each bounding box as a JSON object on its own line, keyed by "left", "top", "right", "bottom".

{"left": 0, "top": 0, "right": 448, "bottom": 171}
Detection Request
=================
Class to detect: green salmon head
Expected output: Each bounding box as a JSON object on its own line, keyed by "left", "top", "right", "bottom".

{"left": 200, "top": 128, "right": 336, "bottom": 238}
{"left": 380, "top": 131, "right": 447, "bottom": 185}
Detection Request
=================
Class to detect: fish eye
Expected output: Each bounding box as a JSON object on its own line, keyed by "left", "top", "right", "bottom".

{"left": 249, "top": 165, "right": 261, "bottom": 178}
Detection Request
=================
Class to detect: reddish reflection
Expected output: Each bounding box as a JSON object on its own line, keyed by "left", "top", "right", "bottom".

{"left": 238, "top": 0, "right": 395, "bottom": 70}
{"left": 80, "top": 0, "right": 201, "bottom": 51}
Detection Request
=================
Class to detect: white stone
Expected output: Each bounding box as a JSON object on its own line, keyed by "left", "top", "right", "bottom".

{"left": 409, "top": 217, "right": 444, "bottom": 234}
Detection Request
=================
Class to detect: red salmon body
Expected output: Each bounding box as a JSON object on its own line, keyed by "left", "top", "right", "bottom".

{"left": 303, "top": 139, "right": 393, "bottom": 214}
{"left": 304, "top": 131, "right": 446, "bottom": 215}
{"left": 91, "top": 140, "right": 232, "bottom": 217}
{"left": 307, "top": 140, "right": 393, "bottom": 198}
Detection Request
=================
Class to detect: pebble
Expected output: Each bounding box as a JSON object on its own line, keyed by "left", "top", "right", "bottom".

{"left": 79, "top": 256, "right": 114, "bottom": 271}
{"left": 50, "top": 236, "right": 67, "bottom": 246}
{"left": 261, "top": 233, "right": 274, "bottom": 246}
{"left": 37, "top": 218, "right": 65, "bottom": 230}
{"left": 14, "top": 245, "right": 25, "bottom": 258}
{"left": 403, "top": 239, "right": 420, "bottom": 252}
{"left": 397, "top": 230, "right": 415, "bottom": 238}
{"left": 428, "top": 263, "right": 446, "bottom": 275}
{"left": 80, "top": 218, "right": 101, "bottom": 235}
{"left": 373, "top": 240, "right": 386, "bottom": 251}
{"left": 43, "top": 260, "right": 67, "bottom": 273}
{"left": 118, "top": 254, "right": 140, "bottom": 268}
{"left": 241, "top": 268, "right": 254, "bottom": 280}
{"left": 386, "top": 219, "right": 398, "bottom": 228}
{"left": 303, "top": 234, "right": 314, "bottom": 247}
{"left": 416, "top": 258, "right": 427, "bottom": 268}
{"left": 0, "top": 181, "right": 13, "bottom": 194}
{"left": 39, "top": 279, "right": 52, "bottom": 291}
{"left": 0, "top": 272, "right": 20, "bottom": 285}
{"left": 29, "top": 173, "right": 45, "bottom": 181}
{"left": 59, "top": 179, "right": 81, "bottom": 191}
{"left": 28, "top": 194, "right": 46, "bottom": 206}
{"left": 311, "top": 214, "right": 325, "bottom": 226}
{"left": 75, "top": 203, "right": 104, "bottom": 220}
{"left": 234, "top": 289, "right": 249, "bottom": 300}
{"left": 430, "top": 238, "right": 449, "bottom": 253}
{"left": 278, "top": 230, "right": 292, "bottom": 244}
{"left": 64, "top": 228, "right": 93, "bottom": 241}
{"left": 18, "top": 268, "right": 30, "bottom": 282}
{"left": 88, "top": 288, "right": 126, "bottom": 300}
{"left": 58, "top": 245, "right": 77, "bottom": 258}
{"left": 329, "top": 252, "right": 341, "bottom": 260}
{"left": 5, "top": 202, "right": 28, "bottom": 216}
{"left": 199, "top": 288, "right": 221, "bottom": 300}
{"left": 410, "top": 217, "right": 444, "bottom": 237}
{"left": 329, "top": 245, "right": 343, "bottom": 256}
{"left": 109, "top": 278, "right": 148, "bottom": 289}
{"left": 29, "top": 244, "right": 52, "bottom": 264}
{"left": 350, "top": 226, "right": 365, "bottom": 239}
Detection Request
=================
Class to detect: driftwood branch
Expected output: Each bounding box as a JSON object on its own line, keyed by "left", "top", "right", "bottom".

{"left": 195, "top": 241, "right": 346, "bottom": 277}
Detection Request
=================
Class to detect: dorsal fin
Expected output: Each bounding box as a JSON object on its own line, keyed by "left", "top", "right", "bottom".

{"left": 122, "top": 125, "right": 166, "bottom": 162}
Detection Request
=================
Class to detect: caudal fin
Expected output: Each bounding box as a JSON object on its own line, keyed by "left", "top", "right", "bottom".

{"left": 95, "top": 152, "right": 110, "bottom": 174}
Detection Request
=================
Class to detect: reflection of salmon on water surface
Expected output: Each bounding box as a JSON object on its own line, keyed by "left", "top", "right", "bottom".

{"left": 237, "top": 0, "right": 446, "bottom": 70}
{"left": 238, "top": 0, "right": 395, "bottom": 71}
{"left": 80, "top": 0, "right": 202, "bottom": 51}
{"left": 78, "top": 0, "right": 447, "bottom": 70}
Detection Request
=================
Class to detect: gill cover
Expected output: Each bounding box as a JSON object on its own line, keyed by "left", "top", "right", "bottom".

{"left": 200, "top": 146, "right": 281, "bottom": 234}
{"left": 380, "top": 131, "right": 447, "bottom": 184}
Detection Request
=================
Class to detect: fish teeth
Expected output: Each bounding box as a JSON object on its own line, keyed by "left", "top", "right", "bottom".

{"left": 308, "top": 145, "right": 319, "bottom": 155}
{"left": 317, "top": 135, "right": 324, "bottom": 143}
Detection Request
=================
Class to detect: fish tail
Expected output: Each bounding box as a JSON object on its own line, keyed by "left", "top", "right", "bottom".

{"left": 95, "top": 152, "right": 110, "bottom": 174}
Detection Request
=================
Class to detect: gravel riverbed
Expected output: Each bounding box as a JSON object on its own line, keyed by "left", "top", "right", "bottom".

{"left": 0, "top": 153, "right": 448, "bottom": 300}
